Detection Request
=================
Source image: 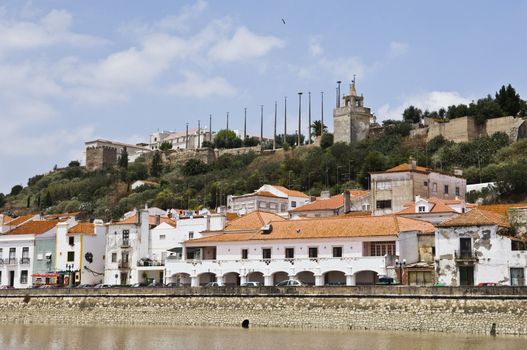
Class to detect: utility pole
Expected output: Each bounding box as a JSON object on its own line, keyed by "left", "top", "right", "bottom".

{"left": 284, "top": 96, "right": 287, "bottom": 144}
{"left": 321, "top": 91, "right": 324, "bottom": 136}
{"left": 209, "top": 114, "right": 212, "bottom": 141}
{"left": 308, "top": 92, "right": 312, "bottom": 144}
{"left": 226, "top": 112, "right": 229, "bottom": 131}
{"left": 297, "top": 92, "right": 303, "bottom": 146}
{"left": 273, "top": 101, "right": 277, "bottom": 150}
{"left": 197, "top": 120, "right": 201, "bottom": 149}
{"left": 185, "top": 123, "right": 189, "bottom": 149}
{"left": 244, "top": 108, "right": 247, "bottom": 140}
{"left": 260, "top": 105, "right": 264, "bottom": 148}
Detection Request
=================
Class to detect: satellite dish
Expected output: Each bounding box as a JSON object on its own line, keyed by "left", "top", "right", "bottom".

{"left": 85, "top": 252, "right": 93, "bottom": 263}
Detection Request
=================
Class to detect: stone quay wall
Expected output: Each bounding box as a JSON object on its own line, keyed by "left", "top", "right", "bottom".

{"left": 1, "top": 286, "right": 527, "bottom": 336}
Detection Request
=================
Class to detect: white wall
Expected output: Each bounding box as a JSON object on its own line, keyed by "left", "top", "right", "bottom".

{"left": 0, "top": 234, "right": 36, "bottom": 288}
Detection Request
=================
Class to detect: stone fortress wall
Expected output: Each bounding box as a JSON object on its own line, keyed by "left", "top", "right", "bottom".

{"left": 2, "top": 287, "right": 527, "bottom": 336}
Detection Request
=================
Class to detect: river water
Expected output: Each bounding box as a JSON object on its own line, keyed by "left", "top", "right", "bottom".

{"left": 0, "top": 325, "right": 524, "bottom": 350}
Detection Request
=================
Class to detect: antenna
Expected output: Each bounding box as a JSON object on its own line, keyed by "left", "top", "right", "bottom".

{"left": 336, "top": 81, "right": 342, "bottom": 108}
{"left": 274, "top": 101, "right": 277, "bottom": 150}
{"left": 321, "top": 91, "right": 324, "bottom": 136}
{"left": 298, "top": 92, "right": 303, "bottom": 146}
{"left": 244, "top": 108, "right": 247, "bottom": 140}
{"left": 226, "top": 112, "right": 229, "bottom": 131}
{"left": 308, "top": 92, "right": 311, "bottom": 144}
{"left": 284, "top": 96, "right": 287, "bottom": 144}
{"left": 260, "top": 105, "right": 264, "bottom": 148}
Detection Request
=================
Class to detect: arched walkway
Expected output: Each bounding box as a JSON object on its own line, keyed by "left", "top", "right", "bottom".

{"left": 247, "top": 271, "right": 264, "bottom": 284}
{"left": 323, "top": 271, "right": 346, "bottom": 286}
{"left": 198, "top": 272, "right": 216, "bottom": 285}
{"left": 170, "top": 273, "right": 191, "bottom": 286}
{"left": 296, "top": 271, "right": 315, "bottom": 285}
{"left": 273, "top": 271, "right": 289, "bottom": 285}
{"left": 223, "top": 272, "right": 240, "bottom": 286}
{"left": 354, "top": 270, "right": 378, "bottom": 285}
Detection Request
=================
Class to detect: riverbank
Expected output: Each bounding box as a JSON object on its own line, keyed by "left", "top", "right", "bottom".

{"left": 1, "top": 286, "right": 527, "bottom": 336}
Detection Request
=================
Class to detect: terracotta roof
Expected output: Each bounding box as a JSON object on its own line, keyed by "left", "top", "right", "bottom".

{"left": 478, "top": 203, "right": 527, "bottom": 216}
{"left": 225, "top": 212, "right": 240, "bottom": 221}
{"left": 397, "top": 197, "right": 457, "bottom": 215}
{"left": 114, "top": 214, "right": 176, "bottom": 227}
{"left": 3, "top": 214, "right": 35, "bottom": 227}
{"left": 438, "top": 208, "right": 509, "bottom": 228}
{"left": 7, "top": 220, "right": 59, "bottom": 235}
{"left": 68, "top": 223, "right": 95, "bottom": 235}
{"left": 384, "top": 163, "right": 431, "bottom": 174}
{"left": 1, "top": 214, "right": 14, "bottom": 223}
{"left": 290, "top": 194, "right": 343, "bottom": 212}
{"left": 44, "top": 212, "right": 80, "bottom": 220}
{"left": 272, "top": 185, "right": 309, "bottom": 198}
{"left": 225, "top": 211, "right": 285, "bottom": 231}
{"left": 187, "top": 215, "right": 434, "bottom": 244}
{"left": 254, "top": 191, "right": 282, "bottom": 198}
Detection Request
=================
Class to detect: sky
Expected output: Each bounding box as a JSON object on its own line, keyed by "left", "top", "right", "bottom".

{"left": 1, "top": 0, "right": 526, "bottom": 193}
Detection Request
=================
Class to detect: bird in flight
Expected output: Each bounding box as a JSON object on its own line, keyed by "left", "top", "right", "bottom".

{"left": 282, "top": 18, "right": 286, "bottom": 24}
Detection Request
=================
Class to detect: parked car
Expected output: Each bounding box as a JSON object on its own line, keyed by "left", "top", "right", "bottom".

{"left": 377, "top": 276, "right": 395, "bottom": 285}
{"left": 165, "top": 282, "right": 183, "bottom": 288}
{"left": 241, "top": 282, "right": 263, "bottom": 287}
{"left": 478, "top": 282, "right": 498, "bottom": 287}
{"left": 75, "top": 284, "right": 94, "bottom": 289}
{"left": 203, "top": 282, "right": 223, "bottom": 287}
{"left": 0, "top": 285, "right": 14, "bottom": 290}
{"left": 39, "top": 285, "right": 59, "bottom": 289}
{"left": 93, "top": 284, "right": 112, "bottom": 289}
{"left": 130, "top": 282, "right": 149, "bottom": 288}
{"left": 276, "top": 279, "right": 304, "bottom": 287}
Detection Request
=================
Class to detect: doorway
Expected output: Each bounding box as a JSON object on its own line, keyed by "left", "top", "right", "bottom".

{"left": 120, "top": 272, "right": 128, "bottom": 285}
{"left": 8, "top": 271, "right": 15, "bottom": 287}
{"left": 459, "top": 266, "right": 474, "bottom": 286}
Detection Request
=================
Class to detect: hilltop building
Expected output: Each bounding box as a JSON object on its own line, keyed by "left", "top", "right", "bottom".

{"left": 149, "top": 128, "right": 213, "bottom": 151}
{"left": 85, "top": 139, "right": 150, "bottom": 171}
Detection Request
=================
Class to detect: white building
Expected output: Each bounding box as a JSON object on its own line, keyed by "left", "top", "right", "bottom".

{"left": 149, "top": 128, "right": 212, "bottom": 151}
{"left": 166, "top": 211, "right": 435, "bottom": 287}
{"left": 227, "top": 185, "right": 310, "bottom": 215}
{"left": 0, "top": 214, "right": 38, "bottom": 234}
{"left": 289, "top": 190, "right": 370, "bottom": 218}
{"left": 0, "top": 220, "right": 60, "bottom": 288}
{"left": 55, "top": 221, "right": 107, "bottom": 286}
{"left": 435, "top": 207, "right": 526, "bottom": 286}
{"left": 396, "top": 196, "right": 471, "bottom": 225}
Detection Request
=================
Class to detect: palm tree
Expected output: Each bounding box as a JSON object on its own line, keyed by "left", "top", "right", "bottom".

{"left": 310, "top": 120, "right": 327, "bottom": 137}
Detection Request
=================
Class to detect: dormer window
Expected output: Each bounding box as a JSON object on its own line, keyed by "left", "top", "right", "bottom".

{"left": 418, "top": 206, "right": 426, "bottom": 213}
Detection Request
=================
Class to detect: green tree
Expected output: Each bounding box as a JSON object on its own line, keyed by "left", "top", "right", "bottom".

{"left": 150, "top": 151, "right": 163, "bottom": 178}
{"left": 472, "top": 97, "right": 503, "bottom": 124}
{"left": 182, "top": 159, "right": 209, "bottom": 176}
{"left": 68, "top": 160, "right": 80, "bottom": 167}
{"left": 243, "top": 136, "right": 260, "bottom": 147}
{"left": 42, "top": 191, "right": 53, "bottom": 208}
{"left": 118, "top": 147, "right": 129, "bottom": 169}
{"left": 0, "top": 193, "right": 5, "bottom": 208}
{"left": 214, "top": 129, "right": 243, "bottom": 149}
{"left": 402, "top": 106, "right": 422, "bottom": 123}
{"left": 320, "top": 133, "right": 334, "bottom": 149}
{"left": 495, "top": 84, "right": 522, "bottom": 116}
{"left": 310, "top": 120, "right": 327, "bottom": 137}
{"left": 159, "top": 141, "right": 173, "bottom": 152}
{"left": 447, "top": 104, "right": 470, "bottom": 119}
{"left": 10, "top": 185, "right": 23, "bottom": 196}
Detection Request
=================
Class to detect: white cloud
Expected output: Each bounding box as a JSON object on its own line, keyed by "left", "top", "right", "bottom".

{"left": 376, "top": 91, "right": 472, "bottom": 121}
{"left": 309, "top": 37, "right": 323, "bottom": 57}
{"left": 209, "top": 26, "right": 284, "bottom": 62}
{"left": 164, "top": 71, "right": 236, "bottom": 98}
{"left": 0, "top": 9, "right": 108, "bottom": 53}
{"left": 389, "top": 41, "right": 408, "bottom": 58}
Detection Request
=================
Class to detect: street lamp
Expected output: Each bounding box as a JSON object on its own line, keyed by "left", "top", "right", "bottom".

{"left": 395, "top": 258, "right": 406, "bottom": 285}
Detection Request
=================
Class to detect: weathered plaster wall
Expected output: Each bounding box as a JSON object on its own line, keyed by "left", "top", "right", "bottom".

{"left": 2, "top": 291, "right": 527, "bottom": 335}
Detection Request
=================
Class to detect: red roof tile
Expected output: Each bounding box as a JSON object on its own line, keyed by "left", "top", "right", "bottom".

{"left": 7, "top": 220, "right": 59, "bottom": 235}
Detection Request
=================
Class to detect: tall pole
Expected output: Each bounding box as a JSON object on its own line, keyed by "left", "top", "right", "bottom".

{"left": 260, "top": 105, "right": 264, "bottom": 147}
{"left": 209, "top": 114, "right": 212, "bottom": 141}
{"left": 185, "top": 123, "right": 189, "bottom": 149}
{"left": 336, "top": 81, "right": 342, "bottom": 108}
{"left": 226, "top": 112, "right": 229, "bottom": 131}
{"left": 244, "top": 108, "right": 247, "bottom": 140}
{"left": 197, "top": 120, "right": 201, "bottom": 149}
{"left": 321, "top": 91, "right": 324, "bottom": 136}
{"left": 297, "top": 92, "right": 303, "bottom": 146}
{"left": 308, "top": 92, "right": 312, "bottom": 144}
{"left": 273, "top": 101, "right": 277, "bottom": 150}
{"left": 284, "top": 96, "right": 287, "bottom": 144}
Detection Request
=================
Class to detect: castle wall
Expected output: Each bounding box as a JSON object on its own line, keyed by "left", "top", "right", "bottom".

{"left": 85, "top": 146, "right": 117, "bottom": 171}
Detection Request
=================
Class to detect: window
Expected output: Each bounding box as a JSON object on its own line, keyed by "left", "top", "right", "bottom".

{"left": 512, "top": 241, "right": 527, "bottom": 251}
{"left": 69, "top": 236, "right": 74, "bottom": 246}
{"left": 122, "top": 230, "right": 130, "bottom": 246}
{"left": 418, "top": 206, "right": 426, "bottom": 213}
{"left": 21, "top": 247, "right": 29, "bottom": 264}
{"left": 376, "top": 181, "right": 392, "bottom": 190}
{"left": 455, "top": 186, "right": 460, "bottom": 196}
{"left": 9, "top": 248, "right": 15, "bottom": 264}
{"left": 368, "top": 241, "right": 396, "bottom": 256}
{"left": 424, "top": 181, "right": 428, "bottom": 187}
{"left": 308, "top": 247, "right": 318, "bottom": 258}
{"left": 444, "top": 185, "right": 449, "bottom": 195}
{"left": 511, "top": 268, "right": 525, "bottom": 286}
{"left": 333, "top": 246, "right": 343, "bottom": 258}
{"left": 111, "top": 253, "right": 117, "bottom": 263}
{"left": 67, "top": 251, "right": 75, "bottom": 262}
{"left": 159, "top": 235, "right": 166, "bottom": 240}
{"left": 20, "top": 270, "right": 28, "bottom": 284}
{"left": 241, "top": 249, "right": 248, "bottom": 260}
{"left": 432, "top": 183, "right": 438, "bottom": 192}
{"left": 189, "top": 232, "right": 194, "bottom": 240}
{"left": 291, "top": 201, "right": 297, "bottom": 208}
{"left": 362, "top": 204, "right": 371, "bottom": 211}
{"left": 259, "top": 202, "right": 267, "bottom": 209}
{"left": 376, "top": 200, "right": 392, "bottom": 209}
{"left": 0, "top": 248, "right": 2, "bottom": 259}
{"left": 262, "top": 248, "right": 272, "bottom": 260}
{"left": 285, "top": 248, "right": 295, "bottom": 259}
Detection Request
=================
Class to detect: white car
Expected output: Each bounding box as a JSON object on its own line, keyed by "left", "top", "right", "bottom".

{"left": 275, "top": 279, "right": 304, "bottom": 287}
{"left": 241, "top": 282, "right": 263, "bottom": 287}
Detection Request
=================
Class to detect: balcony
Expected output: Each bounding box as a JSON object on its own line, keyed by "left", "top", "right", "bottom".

{"left": 121, "top": 240, "right": 131, "bottom": 248}
{"left": 20, "top": 257, "right": 31, "bottom": 265}
{"left": 137, "top": 258, "right": 165, "bottom": 267}
{"left": 118, "top": 260, "right": 130, "bottom": 269}
{"left": 7, "top": 258, "right": 17, "bottom": 265}
{"left": 454, "top": 250, "right": 478, "bottom": 264}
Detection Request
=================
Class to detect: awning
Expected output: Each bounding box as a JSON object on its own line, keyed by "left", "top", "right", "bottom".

{"left": 31, "top": 273, "right": 59, "bottom": 278}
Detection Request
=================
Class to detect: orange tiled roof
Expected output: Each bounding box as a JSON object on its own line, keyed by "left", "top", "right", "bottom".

{"left": 44, "top": 212, "right": 80, "bottom": 220}
{"left": 290, "top": 194, "right": 343, "bottom": 212}
{"left": 114, "top": 214, "right": 176, "bottom": 227}
{"left": 384, "top": 163, "right": 431, "bottom": 173}
{"left": 225, "top": 212, "right": 240, "bottom": 221}
{"left": 68, "top": 223, "right": 95, "bottom": 235}
{"left": 3, "top": 214, "right": 35, "bottom": 227}
{"left": 438, "top": 208, "right": 509, "bottom": 228}
{"left": 1, "top": 214, "right": 14, "bottom": 223}
{"left": 272, "top": 185, "right": 309, "bottom": 198}
{"left": 225, "top": 211, "right": 285, "bottom": 231}
{"left": 254, "top": 191, "right": 282, "bottom": 198}
{"left": 187, "top": 215, "right": 434, "bottom": 244}
{"left": 397, "top": 197, "right": 457, "bottom": 215}
{"left": 7, "top": 220, "right": 59, "bottom": 235}
{"left": 478, "top": 203, "right": 527, "bottom": 216}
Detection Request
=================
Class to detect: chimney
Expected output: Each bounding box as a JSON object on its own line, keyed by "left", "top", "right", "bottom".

{"left": 135, "top": 208, "right": 140, "bottom": 224}
{"left": 320, "top": 190, "right": 331, "bottom": 199}
{"left": 409, "top": 156, "right": 416, "bottom": 171}
{"left": 206, "top": 215, "right": 211, "bottom": 231}
{"left": 155, "top": 215, "right": 161, "bottom": 226}
{"left": 453, "top": 167, "right": 463, "bottom": 176}
{"left": 343, "top": 190, "right": 351, "bottom": 214}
